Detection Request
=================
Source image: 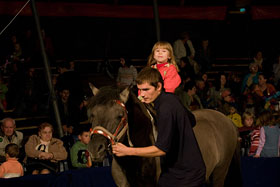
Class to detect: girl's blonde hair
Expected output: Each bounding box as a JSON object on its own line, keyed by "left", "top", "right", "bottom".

{"left": 242, "top": 111, "right": 255, "bottom": 124}
{"left": 147, "top": 41, "right": 179, "bottom": 71}
{"left": 256, "top": 110, "right": 275, "bottom": 127}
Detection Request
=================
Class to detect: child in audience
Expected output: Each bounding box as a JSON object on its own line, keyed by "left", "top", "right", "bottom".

{"left": 147, "top": 41, "right": 181, "bottom": 93}
{"left": 255, "top": 110, "right": 280, "bottom": 157}
{"left": 239, "top": 111, "right": 255, "bottom": 156}
{"left": 248, "top": 112, "right": 261, "bottom": 156}
{"left": 227, "top": 104, "right": 243, "bottom": 128}
{"left": 70, "top": 126, "right": 92, "bottom": 168}
{"left": 0, "top": 143, "right": 24, "bottom": 178}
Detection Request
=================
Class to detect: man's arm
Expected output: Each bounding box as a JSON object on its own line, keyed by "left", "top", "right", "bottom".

{"left": 112, "top": 143, "right": 165, "bottom": 157}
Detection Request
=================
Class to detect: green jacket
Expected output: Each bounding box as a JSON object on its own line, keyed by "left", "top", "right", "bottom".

{"left": 175, "top": 86, "right": 203, "bottom": 111}
{"left": 70, "top": 141, "right": 88, "bottom": 168}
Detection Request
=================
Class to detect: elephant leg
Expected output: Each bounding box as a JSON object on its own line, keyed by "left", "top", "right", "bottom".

{"left": 111, "top": 158, "right": 130, "bottom": 187}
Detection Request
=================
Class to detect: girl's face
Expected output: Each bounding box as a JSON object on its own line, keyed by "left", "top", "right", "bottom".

{"left": 153, "top": 48, "right": 170, "bottom": 64}
{"left": 39, "top": 127, "right": 53, "bottom": 142}
{"left": 244, "top": 117, "right": 253, "bottom": 127}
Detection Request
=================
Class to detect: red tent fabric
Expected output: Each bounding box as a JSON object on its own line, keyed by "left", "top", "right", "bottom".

{"left": 0, "top": 2, "right": 227, "bottom": 20}
{"left": 251, "top": 6, "right": 280, "bottom": 20}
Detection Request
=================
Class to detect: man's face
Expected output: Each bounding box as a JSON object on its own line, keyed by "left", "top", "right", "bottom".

{"left": 60, "top": 89, "right": 70, "bottom": 102}
{"left": 137, "top": 82, "right": 162, "bottom": 104}
{"left": 1, "top": 120, "right": 15, "bottom": 137}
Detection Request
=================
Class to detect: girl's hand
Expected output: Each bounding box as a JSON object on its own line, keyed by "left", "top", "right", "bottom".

{"left": 254, "top": 154, "right": 260, "bottom": 158}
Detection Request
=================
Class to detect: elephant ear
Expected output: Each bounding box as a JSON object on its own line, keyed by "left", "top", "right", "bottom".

{"left": 120, "top": 86, "right": 130, "bottom": 104}
{"left": 89, "top": 82, "right": 99, "bottom": 96}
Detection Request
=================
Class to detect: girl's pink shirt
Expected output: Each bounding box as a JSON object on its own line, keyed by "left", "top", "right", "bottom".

{"left": 152, "top": 63, "right": 181, "bottom": 93}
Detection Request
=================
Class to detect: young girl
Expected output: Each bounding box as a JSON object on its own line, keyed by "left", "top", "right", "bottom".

{"left": 248, "top": 112, "right": 260, "bottom": 156}
{"left": 254, "top": 110, "right": 280, "bottom": 157}
{"left": 147, "top": 41, "right": 181, "bottom": 93}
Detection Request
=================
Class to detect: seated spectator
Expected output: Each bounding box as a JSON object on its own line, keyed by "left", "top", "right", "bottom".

{"left": 0, "top": 118, "right": 23, "bottom": 163}
{"left": 241, "top": 63, "right": 259, "bottom": 95}
{"left": 25, "top": 122, "right": 67, "bottom": 174}
{"left": 0, "top": 143, "right": 23, "bottom": 178}
{"left": 208, "top": 73, "right": 230, "bottom": 109}
{"left": 178, "top": 57, "right": 195, "bottom": 83}
{"left": 227, "top": 103, "right": 242, "bottom": 128}
{"left": 258, "top": 72, "right": 276, "bottom": 98}
{"left": 0, "top": 75, "right": 8, "bottom": 111}
{"left": 116, "top": 57, "right": 137, "bottom": 89}
{"left": 239, "top": 111, "right": 255, "bottom": 156}
{"left": 255, "top": 110, "right": 280, "bottom": 158}
{"left": 175, "top": 80, "right": 203, "bottom": 111}
{"left": 217, "top": 89, "right": 234, "bottom": 115}
{"left": 51, "top": 88, "right": 80, "bottom": 135}
{"left": 243, "top": 84, "right": 265, "bottom": 117}
{"left": 272, "top": 54, "right": 280, "bottom": 87}
{"left": 55, "top": 61, "right": 84, "bottom": 107}
{"left": 70, "top": 125, "right": 92, "bottom": 169}
{"left": 195, "top": 78, "right": 210, "bottom": 108}
{"left": 248, "top": 113, "right": 261, "bottom": 156}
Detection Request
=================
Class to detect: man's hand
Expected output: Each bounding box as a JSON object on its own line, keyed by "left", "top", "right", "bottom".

{"left": 112, "top": 143, "right": 130, "bottom": 157}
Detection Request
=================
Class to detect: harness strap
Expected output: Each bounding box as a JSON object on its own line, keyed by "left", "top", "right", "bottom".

{"left": 92, "top": 126, "right": 116, "bottom": 144}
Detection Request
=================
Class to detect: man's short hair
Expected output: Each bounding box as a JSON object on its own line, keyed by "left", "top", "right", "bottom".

{"left": 76, "top": 124, "right": 91, "bottom": 136}
{"left": 5, "top": 143, "right": 20, "bottom": 158}
{"left": 136, "top": 67, "right": 164, "bottom": 88}
{"left": 2, "top": 118, "right": 15, "bottom": 127}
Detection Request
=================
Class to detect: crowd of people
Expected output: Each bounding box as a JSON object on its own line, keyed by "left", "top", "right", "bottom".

{"left": 0, "top": 29, "right": 279, "bottom": 183}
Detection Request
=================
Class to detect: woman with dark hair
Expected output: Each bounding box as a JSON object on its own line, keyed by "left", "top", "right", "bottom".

{"left": 25, "top": 122, "right": 67, "bottom": 174}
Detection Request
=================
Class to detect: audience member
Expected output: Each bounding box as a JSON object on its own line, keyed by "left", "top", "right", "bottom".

{"left": 255, "top": 110, "right": 280, "bottom": 157}
{"left": 54, "top": 88, "right": 80, "bottom": 134}
{"left": 227, "top": 103, "right": 242, "bottom": 128}
{"left": 0, "top": 75, "right": 8, "bottom": 111}
{"left": 252, "top": 50, "right": 264, "bottom": 71}
{"left": 173, "top": 31, "right": 195, "bottom": 64}
{"left": 56, "top": 61, "right": 84, "bottom": 107}
{"left": 147, "top": 41, "right": 181, "bottom": 93}
{"left": 0, "top": 143, "right": 23, "bottom": 178}
{"left": 0, "top": 118, "right": 23, "bottom": 163}
{"left": 178, "top": 57, "right": 195, "bottom": 83}
{"left": 195, "top": 78, "right": 209, "bottom": 108}
{"left": 175, "top": 80, "right": 203, "bottom": 111}
{"left": 196, "top": 38, "right": 213, "bottom": 72}
{"left": 241, "top": 63, "right": 259, "bottom": 94}
{"left": 25, "top": 122, "right": 67, "bottom": 174}
{"left": 247, "top": 112, "right": 260, "bottom": 156}
{"left": 14, "top": 67, "right": 44, "bottom": 116}
{"left": 258, "top": 72, "right": 276, "bottom": 98}
{"left": 116, "top": 58, "right": 137, "bottom": 88}
{"left": 208, "top": 73, "right": 230, "bottom": 109}
{"left": 272, "top": 54, "right": 280, "bottom": 87}
{"left": 238, "top": 111, "right": 255, "bottom": 156}
{"left": 70, "top": 125, "right": 92, "bottom": 169}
